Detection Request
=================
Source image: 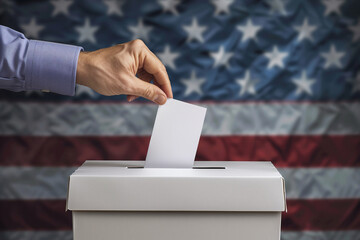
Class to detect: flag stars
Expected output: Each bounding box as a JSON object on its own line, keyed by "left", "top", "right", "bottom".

{"left": 104, "top": 0, "right": 124, "bottom": 16}
{"left": 321, "top": 0, "right": 344, "bottom": 16}
{"left": 181, "top": 70, "right": 206, "bottom": 96}
{"left": 264, "top": 46, "right": 288, "bottom": 69}
{"left": 350, "top": 72, "right": 360, "bottom": 94}
{"left": 158, "top": 0, "right": 180, "bottom": 15}
{"left": 210, "top": 46, "right": 233, "bottom": 68}
{"left": 266, "top": 0, "right": 287, "bottom": 15}
{"left": 50, "top": 0, "right": 73, "bottom": 16}
{"left": 75, "top": 18, "right": 99, "bottom": 44}
{"left": 157, "top": 45, "right": 180, "bottom": 70}
{"left": 236, "top": 70, "right": 258, "bottom": 96}
{"left": 20, "top": 18, "right": 45, "bottom": 39}
{"left": 294, "top": 18, "right": 317, "bottom": 42}
{"left": 183, "top": 18, "right": 207, "bottom": 43}
{"left": 321, "top": 45, "right": 345, "bottom": 69}
{"left": 237, "top": 19, "right": 262, "bottom": 42}
{"left": 128, "top": 19, "right": 152, "bottom": 42}
{"left": 349, "top": 19, "right": 360, "bottom": 42}
{"left": 211, "top": 0, "right": 234, "bottom": 15}
{"left": 292, "top": 71, "right": 316, "bottom": 96}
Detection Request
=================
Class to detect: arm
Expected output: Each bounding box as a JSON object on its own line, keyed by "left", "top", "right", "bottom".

{"left": 0, "top": 25, "right": 82, "bottom": 96}
{"left": 0, "top": 25, "right": 172, "bottom": 104}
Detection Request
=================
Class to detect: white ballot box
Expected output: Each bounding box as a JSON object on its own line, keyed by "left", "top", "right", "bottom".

{"left": 67, "top": 160, "right": 286, "bottom": 240}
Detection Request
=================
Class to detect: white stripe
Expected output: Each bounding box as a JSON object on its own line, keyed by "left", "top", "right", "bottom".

{"left": 0, "top": 167, "right": 77, "bottom": 200}
{"left": 278, "top": 168, "right": 360, "bottom": 199}
{"left": 0, "top": 102, "right": 360, "bottom": 136}
{"left": 0, "top": 231, "right": 359, "bottom": 240}
{"left": 1, "top": 167, "right": 359, "bottom": 200}
{"left": 281, "top": 231, "right": 360, "bottom": 240}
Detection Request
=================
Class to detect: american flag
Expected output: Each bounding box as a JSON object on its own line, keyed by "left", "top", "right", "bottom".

{"left": 1, "top": 0, "right": 360, "bottom": 239}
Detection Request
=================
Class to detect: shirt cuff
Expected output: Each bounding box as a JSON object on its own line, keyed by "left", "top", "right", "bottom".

{"left": 25, "top": 40, "right": 83, "bottom": 96}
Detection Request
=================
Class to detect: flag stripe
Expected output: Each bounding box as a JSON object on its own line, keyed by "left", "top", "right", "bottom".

{"left": 1, "top": 230, "right": 360, "bottom": 240}
{"left": 1, "top": 136, "right": 359, "bottom": 167}
{"left": 1, "top": 102, "right": 360, "bottom": 136}
{"left": 1, "top": 167, "right": 360, "bottom": 200}
{"left": 0, "top": 199, "right": 359, "bottom": 231}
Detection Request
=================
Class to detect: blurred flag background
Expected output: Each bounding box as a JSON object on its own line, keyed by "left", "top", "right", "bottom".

{"left": 1, "top": 0, "right": 360, "bottom": 239}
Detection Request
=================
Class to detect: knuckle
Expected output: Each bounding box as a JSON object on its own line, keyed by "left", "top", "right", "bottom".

{"left": 143, "top": 87, "right": 154, "bottom": 98}
{"left": 130, "top": 39, "right": 145, "bottom": 48}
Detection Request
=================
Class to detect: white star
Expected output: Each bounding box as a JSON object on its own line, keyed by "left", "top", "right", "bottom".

{"left": 50, "top": 0, "right": 73, "bottom": 16}
{"left": 20, "top": 18, "right": 45, "bottom": 39}
{"left": 294, "top": 18, "right": 317, "bottom": 42}
{"left": 75, "top": 18, "right": 99, "bottom": 44}
{"left": 350, "top": 72, "right": 360, "bottom": 94}
{"left": 181, "top": 70, "right": 206, "bottom": 96}
{"left": 158, "top": 0, "right": 180, "bottom": 15}
{"left": 211, "top": 0, "right": 234, "bottom": 15}
{"left": 104, "top": 0, "right": 124, "bottom": 16}
{"left": 264, "top": 46, "right": 288, "bottom": 69}
{"left": 266, "top": 0, "right": 287, "bottom": 15}
{"left": 182, "top": 18, "right": 207, "bottom": 43}
{"left": 236, "top": 70, "right": 258, "bottom": 96}
{"left": 322, "top": 0, "right": 344, "bottom": 16}
{"left": 128, "top": 19, "right": 152, "bottom": 42}
{"left": 210, "top": 46, "right": 233, "bottom": 68}
{"left": 157, "top": 45, "right": 179, "bottom": 70}
{"left": 349, "top": 19, "right": 360, "bottom": 42}
{"left": 292, "top": 71, "right": 316, "bottom": 96}
{"left": 237, "top": 19, "right": 262, "bottom": 42}
{"left": 76, "top": 85, "right": 96, "bottom": 97}
{"left": 320, "top": 44, "right": 345, "bottom": 69}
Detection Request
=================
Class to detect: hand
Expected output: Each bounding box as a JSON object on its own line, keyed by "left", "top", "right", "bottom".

{"left": 76, "top": 39, "right": 173, "bottom": 104}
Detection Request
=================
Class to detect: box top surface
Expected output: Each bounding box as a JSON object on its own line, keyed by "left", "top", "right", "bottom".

{"left": 67, "top": 161, "right": 286, "bottom": 212}
{"left": 72, "top": 161, "right": 282, "bottom": 178}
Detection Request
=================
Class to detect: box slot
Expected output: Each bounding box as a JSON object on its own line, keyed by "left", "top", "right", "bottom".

{"left": 127, "top": 166, "right": 226, "bottom": 169}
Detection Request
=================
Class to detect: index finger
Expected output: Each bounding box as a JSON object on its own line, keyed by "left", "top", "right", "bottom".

{"left": 141, "top": 46, "right": 173, "bottom": 98}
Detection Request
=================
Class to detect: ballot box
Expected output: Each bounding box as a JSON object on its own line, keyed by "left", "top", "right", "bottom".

{"left": 67, "top": 160, "right": 286, "bottom": 240}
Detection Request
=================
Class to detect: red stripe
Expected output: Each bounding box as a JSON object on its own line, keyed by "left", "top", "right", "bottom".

{"left": 0, "top": 199, "right": 359, "bottom": 231}
{"left": 0, "top": 200, "right": 72, "bottom": 231}
{"left": 1, "top": 135, "right": 359, "bottom": 167}
{"left": 283, "top": 199, "right": 360, "bottom": 231}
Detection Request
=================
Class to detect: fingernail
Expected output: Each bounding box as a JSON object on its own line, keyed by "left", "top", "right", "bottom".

{"left": 155, "top": 95, "right": 166, "bottom": 104}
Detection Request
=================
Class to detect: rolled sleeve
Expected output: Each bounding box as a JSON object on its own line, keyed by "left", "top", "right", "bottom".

{"left": 25, "top": 40, "right": 83, "bottom": 96}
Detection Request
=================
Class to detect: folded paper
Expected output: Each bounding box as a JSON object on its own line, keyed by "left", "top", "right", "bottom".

{"left": 145, "top": 99, "right": 207, "bottom": 168}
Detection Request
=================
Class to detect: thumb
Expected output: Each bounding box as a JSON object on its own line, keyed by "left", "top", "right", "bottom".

{"left": 132, "top": 77, "right": 167, "bottom": 105}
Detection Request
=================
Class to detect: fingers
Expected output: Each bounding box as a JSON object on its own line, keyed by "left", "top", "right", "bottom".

{"left": 130, "top": 75, "right": 167, "bottom": 105}
{"left": 127, "top": 68, "right": 153, "bottom": 103}
{"left": 140, "top": 45, "right": 173, "bottom": 98}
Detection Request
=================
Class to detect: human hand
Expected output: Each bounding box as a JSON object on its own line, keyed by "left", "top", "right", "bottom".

{"left": 76, "top": 39, "right": 173, "bottom": 104}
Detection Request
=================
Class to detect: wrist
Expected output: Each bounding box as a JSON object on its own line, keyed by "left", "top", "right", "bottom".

{"left": 76, "top": 51, "right": 89, "bottom": 86}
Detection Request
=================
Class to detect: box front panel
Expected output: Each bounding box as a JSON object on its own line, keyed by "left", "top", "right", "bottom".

{"left": 73, "top": 211, "right": 281, "bottom": 240}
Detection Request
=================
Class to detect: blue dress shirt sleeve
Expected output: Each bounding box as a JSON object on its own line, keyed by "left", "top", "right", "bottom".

{"left": 0, "top": 25, "right": 83, "bottom": 96}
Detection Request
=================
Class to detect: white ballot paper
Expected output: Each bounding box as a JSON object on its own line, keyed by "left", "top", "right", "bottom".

{"left": 145, "top": 98, "right": 207, "bottom": 168}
